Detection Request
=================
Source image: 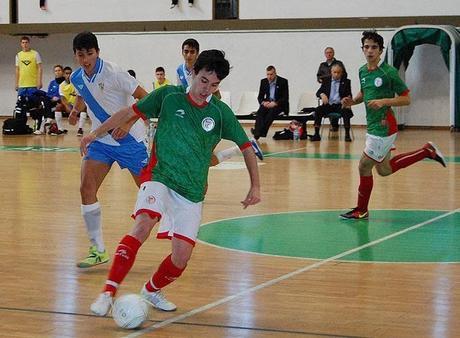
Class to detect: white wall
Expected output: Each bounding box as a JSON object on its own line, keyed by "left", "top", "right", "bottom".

{"left": 0, "top": 0, "right": 9, "bottom": 24}
{"left": 0, "top": 29, "right": 451, "bottom": 127}
{"left": 18, "top": 0, "right": 212, "bottom": 23}
{"left": 239, "top": 0, "right": 460, "bottom": 19}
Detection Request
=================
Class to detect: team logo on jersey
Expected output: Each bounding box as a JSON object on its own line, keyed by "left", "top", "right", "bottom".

{"left": 374, "top": 77, "right": 383, "bottom": 87}
{"left": 202, "top": 117, "right": 215, "bottom": 132}
{"left": 98, "top": 82, "right": 104, "bottom": 90}
{"left": 175, "top": 109, "right": 186, "bottom": 118}
{"left": 21, "top": 60, "right": 31, "bottom": 66}
{"left": 77, "top": 84, "right": 84, "bottom": 90}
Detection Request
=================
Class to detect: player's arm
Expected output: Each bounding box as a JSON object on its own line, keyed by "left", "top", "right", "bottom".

{"left": 240, "top": 147, "right": 261, "bottom": 209}
{"left": 343, "top": 90, "right": 363, "bottom": 107}
{"left": 111, "top": 86, "right": 149, "bottom": 139}
{"left": 15, "top": 65, "right": 19, "bottom": 91}
{"left": 37, "top": 63, "right": 43, "bottom": 89}
{"left": 80, "top": 105, "right": 136, "bottom": 155}
{"left": 367, "top": 92, "right": 410, "bottom": 110}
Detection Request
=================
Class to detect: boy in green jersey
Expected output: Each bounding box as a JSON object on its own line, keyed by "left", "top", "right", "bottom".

{"left": 81, "top": 50, "right": 261, "bottom": 316}
{"left": 340, "top": 31, "right": 446, "bottom": 220}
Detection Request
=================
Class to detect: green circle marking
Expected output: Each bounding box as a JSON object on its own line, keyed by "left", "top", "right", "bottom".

{"left": 198, "top": 210, "right": 460, "bottom": 263}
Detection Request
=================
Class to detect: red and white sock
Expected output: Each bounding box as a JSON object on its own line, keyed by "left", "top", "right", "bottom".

{"left": 390, "top": 147, "right": 430, "bottom": 173}
{"left": 357, "top": 175, "right": 373, "bottom": 212}
{"left": 103, "top": 235, "right": 142, "bottom": 296}
{"left": 144, "top": 254, "right": 185, "bottom": 292}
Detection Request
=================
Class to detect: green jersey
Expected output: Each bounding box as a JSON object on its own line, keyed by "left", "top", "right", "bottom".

{"left": 134, "top": 85, "right": 250, "bottom": 202}
{"left": 359, "top": 61, "right": 409, "bottom": 137}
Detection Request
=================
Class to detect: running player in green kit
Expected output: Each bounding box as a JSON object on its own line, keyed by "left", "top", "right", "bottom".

{"left": 340, "top": 31, "right": 446, "bottom": 220}
{"left": 80, "top": 50, "right": 261, "bottom": 316}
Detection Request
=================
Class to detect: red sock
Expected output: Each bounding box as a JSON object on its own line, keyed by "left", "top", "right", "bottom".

{"left": 103, "top": 235, "right": 142, "bottom": 295}
{"left": 145, "top": 254, "right": 185, "bottom": 292}
{"left": 390, "top": 148, "right": 430, "bottom": 173}
{"left": 357, "top": 175, "right": 373, "bottom": 212}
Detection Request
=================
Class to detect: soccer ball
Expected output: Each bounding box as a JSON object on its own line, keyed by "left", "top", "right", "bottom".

{"left": 112, "top": 294, "right": 149, "bottom": 329}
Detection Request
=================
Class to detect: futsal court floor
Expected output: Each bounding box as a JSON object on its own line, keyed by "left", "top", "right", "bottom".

{"left": 0, "top": 120, "right": 459, "bottom": 337}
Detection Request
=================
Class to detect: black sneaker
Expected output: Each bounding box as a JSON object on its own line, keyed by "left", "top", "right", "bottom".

{"left": 345, "top": 135, "right": 352, "bottom": 142}
{"left": 340, "top": 208, "right": 369, "bottom": 220}
{"left": 310, "top": 134, "right": 321, "bottom": 142}
{"left": 77, "top": 128, "right": 84, "bottom": 137}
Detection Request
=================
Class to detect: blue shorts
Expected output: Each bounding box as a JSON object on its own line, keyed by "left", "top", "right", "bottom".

{"left": 84, "top": 140, "right": 148, "bottom": 176}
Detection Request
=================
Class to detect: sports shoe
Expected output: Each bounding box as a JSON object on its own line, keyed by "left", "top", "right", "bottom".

{"left": 33, "top": 130, "right": 44, "bottom": 135}
{"left": 140, "top": 285, "right": 176, "bottom": 311}
{"left": 90, "top": 291, "right": 113, "bottom": 316}
{"left": 250, "top": 139, "right": 264, "bottom": 160}
{"left": 50, "top": 129, "right": 68, "bottom": 136}
{"left": 340, "top": 208, "right": 369, "bottom": 220}
{"left": 310, "top": 134, "right": 321, "bottom": 142}
{"left": 77, "top": 246, "right": 109, "bottom": 268}
{"left": 423, "top": 142, "right": 447, "bottom": 167}
{"left": 77, "top": 128, "right": 84, "bottom": 137}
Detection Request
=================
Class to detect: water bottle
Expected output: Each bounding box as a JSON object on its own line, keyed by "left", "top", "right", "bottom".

{"left": 293, "top": 127, "right": 300, "bottom": 141}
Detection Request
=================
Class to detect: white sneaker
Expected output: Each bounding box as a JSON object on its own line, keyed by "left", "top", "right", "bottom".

{"left": 90, "top": 291, "right": 113, "bottom": 316}
{"left": 33, "top": 130, "right": 44, "bottom": 135}
{"left": 140, "top": 285, "right": 176, "bottom": 311}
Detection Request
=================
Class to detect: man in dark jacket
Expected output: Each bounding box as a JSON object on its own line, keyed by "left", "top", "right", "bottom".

{"left": 311, "top": 63, "right": 353, "bottom": 142}
{"left": 251, "top": 65, "right": 289, "bottom": 139}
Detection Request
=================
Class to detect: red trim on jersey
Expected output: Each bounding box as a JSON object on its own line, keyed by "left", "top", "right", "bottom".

{"left": 187, "top": 93, "right": 208, "bottom": 108}
{"left": 132, "top": 103, "right": 147, "bottom": 120}
{"left": 173, "top": 233, "right": 196, "bottom": 246}
{"left": 156, "top": 231, "right": 171, "bottom": 240}
{"left": 399, "top": 89, "right": 410, "bottom": 96}
{"left": 139, "top": 143, "right": 157, "bottom": 184}
{"left": 386, "top": 109, "right": 398, "bottom": 135}
{"left": 132, "top": 209, "right": 162, "bottom": 220}
{"left": 156, "top": 232, "right": 196, "bottom": 246}
{"left": 240, "top": 141, "right": 252, "bottom": 151}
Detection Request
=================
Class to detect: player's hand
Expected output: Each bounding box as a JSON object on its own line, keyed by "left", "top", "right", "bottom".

{"left": 69, "top": 109, "right": 79, "bottom": 125}
{"left": 320, "top": 94, "right": 329, "bottom": 105}
{"left": 80, "top": 131, "right": 96, "bottom": 156}
{"left": 111, "top": 127, "right": 128, "bottom": 140}
{"left": 342, "top": 96, "right": 354, "bottom": 107}
{"left": 367, "top": 99, "right": 385, "bottom": 110}
{"left": 240, "top": 186, "right": 261, "bottom": 209}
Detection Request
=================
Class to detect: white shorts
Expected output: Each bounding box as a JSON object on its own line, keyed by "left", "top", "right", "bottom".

{"left": 364, "top": 133, "right": 397, "bottom": 162}
{"left": 133, "top": 181, "right": 203, "bottom": 246}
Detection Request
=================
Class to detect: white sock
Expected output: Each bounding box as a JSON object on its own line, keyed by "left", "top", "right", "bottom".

{"left": 81, "top": 202, "right": 104, "bottom": 252}
{"left": 38, "top": 117, "right": 45, "bottom": 132}
{"left": 78, "top": 112, "right": 87, "bottom": 129}
{"left": 215, "top": 146, "right": 241, "bottom": 163}
{"left": 55, "top": 111, "right": 64, "bottom": 131}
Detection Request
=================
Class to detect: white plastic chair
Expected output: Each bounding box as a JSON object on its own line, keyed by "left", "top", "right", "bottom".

{"left": 236, "top": 91, "right": 259, "bottom": 116}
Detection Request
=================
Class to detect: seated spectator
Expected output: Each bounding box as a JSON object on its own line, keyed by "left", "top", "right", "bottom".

{"left": 46, "top": 65, "right": 65, "bottom": 102}
{"left": 251, "top": 65, "right": 289, "bottom": 140}
{"left": 311, "top": 64, "right": 353, "bottom": 142}
{"left": 153, "top": 66, "right": 171, "bottom": 90}
{"left": 316, "top": 47, "right": 347, "bottom": 84}
{"left": 54, "top": 66, "right": 82, "bottom": 135}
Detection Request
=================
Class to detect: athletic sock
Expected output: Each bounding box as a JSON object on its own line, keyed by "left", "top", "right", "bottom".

{"left": 104, "top": 235, "right": 142, "bottom": 295}
{"left": 81, "top": 202, "right": 104, "bottom": 252}
{"left": 390, "top": 147, "right": 430, "bottom": 173}
{"left": 55, "top": 111, "right": 64, "bottom": 131}
{"left": 78, "top": 112, "right": 87, "bottom": 129}
{"left": 357, "top": 175, "right": 373, "bottom": 212}
{"left": 145, "top": 254, "right": 185, "bottom": 292}
{"left": 215, "top": 146, "right": 240, "bottom": 163}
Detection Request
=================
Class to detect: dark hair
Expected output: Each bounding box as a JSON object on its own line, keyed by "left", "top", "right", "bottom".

{"left": 20, "top": 36, "right": 30, "bottom": 42}
{"left": 73, "top": 31, "right": 99, "bottom": 53}
{"left": 155, "top": 66, "right": 165, "bottom": 73}
{"left": 54, "top": 64, "right": 63, "bottom": 70}
{"left": 182, "top": 38, "right": 199, "bottom": 53}
{"left": 266, "top": 65, "right": 276, "bottom": 72}
{"left": 193, "top": 50, "right": 230, "bottom": 81}
{"left": 63, "top": 66, "right": 73, "bottom": 73}
{"left": 361, "top": 30, "right": 384, "bottom": 50}
{"left": 127, "top": 69, "right": 136, "bottom": 78}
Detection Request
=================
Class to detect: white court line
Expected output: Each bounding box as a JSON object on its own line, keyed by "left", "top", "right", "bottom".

{"left": 265, "top": 146, "right": 307, "bottom": 157}
{"left": 123, "top": 208, "right": 459, "bottom": 338}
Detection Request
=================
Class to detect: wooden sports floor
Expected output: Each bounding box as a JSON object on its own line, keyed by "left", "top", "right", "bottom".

{"left": 0, "top": 121, "right": 459, "bottom": 338}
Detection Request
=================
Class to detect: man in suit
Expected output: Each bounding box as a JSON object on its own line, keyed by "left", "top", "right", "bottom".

{"left": 311, "top": 63, "right": 353, "bottom": 142}
{"left": 316, "top": 47, "right": 347, "bottom": 84}
{"left": 251, "top": 65, "right": 289, "bottom": 139}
